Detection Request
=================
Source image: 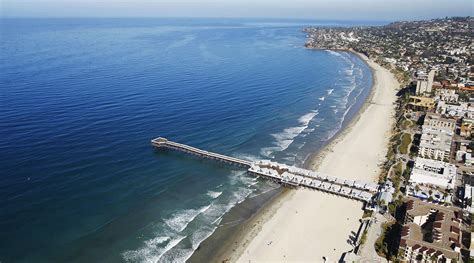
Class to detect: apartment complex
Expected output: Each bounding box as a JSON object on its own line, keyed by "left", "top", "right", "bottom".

{"left": 399, "top": 198, "right": 462, "bottom": 262}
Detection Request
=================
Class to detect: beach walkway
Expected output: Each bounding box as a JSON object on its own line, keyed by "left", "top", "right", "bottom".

{"left": 152, "top": 137, "right": 377, "bottom": 203}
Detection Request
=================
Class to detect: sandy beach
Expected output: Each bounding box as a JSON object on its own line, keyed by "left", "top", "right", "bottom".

{"left": 221, "top": 53, "right": 399, "bottom": 262}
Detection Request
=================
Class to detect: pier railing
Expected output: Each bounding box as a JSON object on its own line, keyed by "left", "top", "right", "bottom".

{"left": 151, "top": 137, "right": 252, "bottom": 168}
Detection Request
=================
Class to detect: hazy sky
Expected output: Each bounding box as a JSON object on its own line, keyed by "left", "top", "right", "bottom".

{"left": 1, "top": 0, "right": 473, "bottom": 21}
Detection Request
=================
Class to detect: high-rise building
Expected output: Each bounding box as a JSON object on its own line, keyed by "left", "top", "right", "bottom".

{"left": 416, "top": 70, "right": 436, "bottom": 95}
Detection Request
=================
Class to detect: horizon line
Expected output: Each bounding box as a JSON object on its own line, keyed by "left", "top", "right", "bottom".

{"left": 1, "top": 15, "right": 469, "bottom": 22}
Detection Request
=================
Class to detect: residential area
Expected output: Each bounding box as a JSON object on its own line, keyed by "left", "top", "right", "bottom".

{"left": 305, "top": 16, "right": 473, "bottom": 262}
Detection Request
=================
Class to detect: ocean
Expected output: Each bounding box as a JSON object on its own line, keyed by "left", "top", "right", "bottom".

{"left": 0, "top": 18, "right": 375, "bottom": 262}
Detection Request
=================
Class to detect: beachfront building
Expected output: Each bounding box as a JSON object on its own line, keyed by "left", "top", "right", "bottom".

{"left": 409, "top": 157, "right": 457, "bottom": 190}
{"left": 418, "top": 126, "right": 453, "bottom": 161}
{"left": 407, "top": 96, "right": 436, "bottom": 112}
{"left": 415, "top": 70, "right": 435, "bottom": 95}
{"left": 399, "top": 198, "right": 462, "bottom": 262}
{"left": 423, "top": 112, "right": 456, "bottom": 132}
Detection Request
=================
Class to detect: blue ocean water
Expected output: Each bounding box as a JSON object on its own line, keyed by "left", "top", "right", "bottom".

{"left": 0, "top": 18, "right": 373, "bottom": 262}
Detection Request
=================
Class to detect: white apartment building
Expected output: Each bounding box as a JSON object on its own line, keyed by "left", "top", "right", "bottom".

{"left": 418, "top": 126, "right": 453, "bottom": 161}
{"left": 409, "top": 157, "right": 457, "bottom": 189}
{"left": 416, "top": 70, "right": 435, "bottom": 95}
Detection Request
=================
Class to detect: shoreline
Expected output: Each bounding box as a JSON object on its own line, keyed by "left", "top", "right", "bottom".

{"left": 188, "top": 49, "right": 399, "bottom": 262}
{"left": 222, "top": 51, "right": 398, "bottom": 262}
{"left": 303, "top": 49, "right": 381, "bottom": 171}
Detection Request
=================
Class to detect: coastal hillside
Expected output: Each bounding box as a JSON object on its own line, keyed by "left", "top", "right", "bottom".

{"left": 304, "top": 16, "right": 472, "bottom": 83}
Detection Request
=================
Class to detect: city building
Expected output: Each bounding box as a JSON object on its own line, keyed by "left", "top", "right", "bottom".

{"left": 435, "top": 89, "right": 459, "bottom": 103}
{"left": 399, "top": 198, "right": 462, "bottom": 262}
{"left": 423, "top": 112, "right": 456, "bottom": 132}
{"left": 418, "top": 126, "right": 453, "bottom": 161}
{"left": 437, "top": 101, "right": 474, "bottom": 118}
{"left": 407, "top": 96, "right": 436, "bottom": 111}
{"left": 416, "top": 70, "right": 436, "bottom": 95}
{"left": 409, "top": 157, "right": 457, "bottom": 189}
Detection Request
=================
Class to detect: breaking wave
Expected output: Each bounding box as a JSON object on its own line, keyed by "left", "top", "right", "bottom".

{"left": 206, "top": 191, "right": 223, "bottom": 199}
{"left": 164, "top": 205, "right": 211, "bottom": 233}
{"left": 122, "top": 235, "right": 185, "bottom": 263}
{"left": 260, "top": 110, "right": 319, "bottom": 157}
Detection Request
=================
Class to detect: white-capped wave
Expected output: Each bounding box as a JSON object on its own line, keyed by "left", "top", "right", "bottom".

{"left": 272, "top": 126, "right": 306, "bottom": 150}
{"left": 327, "top": 89, "right": 334, "bottom": 95}
{"left": 206, "top": 191, "right": 222, "bottom": 199}
{"left": 122, "top": 235, "right": 185, "bottom": 263}
{"left": 261, "top": 110, "right": 318, "bottom": 157}
{"left": 165, "top": 205, "right": 211, "bottom": 233}
{"left": 298, "top": 111, "right": 318, "bottom": 125}
{"left": 236, "top": 174, "right": 258, "bottom": 188}
{"left": 318, "top": 96, "right": 325, "bottom": 101}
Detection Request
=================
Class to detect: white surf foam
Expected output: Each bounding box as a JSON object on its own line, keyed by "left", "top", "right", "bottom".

{"left": 158, "top": 247, "right": 194, "bottom": 263}
{"left": 122, "top": 235, "right": 186, "bottom": 263}
{"left": 229, "top": 170, "right": 248, "bottom": 185}
{"left": 206, "top": 191, "right": 222, "bottom": 199}
{"left": 261, "top": 110, "right": 319, "bottom": 157}
{"left": 190, "top": 225, "right": 217, "bottom": 250}
{"left": 164, "top": 205, "right": 211, "bottom": 233}
{"left": 211, "top": 215, "right": 223, "bottom": 225}
{"left": 327, "top": 88, "right": 334, "bottom": 95}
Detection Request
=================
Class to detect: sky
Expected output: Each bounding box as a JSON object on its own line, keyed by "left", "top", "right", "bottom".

{"left": 1, "top": 0, "right": 473, "bottom": 21}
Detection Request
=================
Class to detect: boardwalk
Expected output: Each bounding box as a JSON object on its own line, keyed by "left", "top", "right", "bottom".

{"left": 152, "top": 137, "right": 378, "bottom": 203}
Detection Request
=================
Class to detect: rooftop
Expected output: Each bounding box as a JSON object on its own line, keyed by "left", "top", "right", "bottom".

{"left": 419, "top": 126, "right": 453, "bottom": 153}
{"left": 410, "top": 157, "right": 457, "bottom": 189}
{"left": 402, "top": 198, "right": 462, "bottom": 260}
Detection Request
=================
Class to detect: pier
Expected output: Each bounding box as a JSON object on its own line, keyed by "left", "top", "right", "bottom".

{"left": 152, "top": 137, "right": 378, "bottom": 203}
{"left": 151, "top": 137, "right": 252, "bottom": 168}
